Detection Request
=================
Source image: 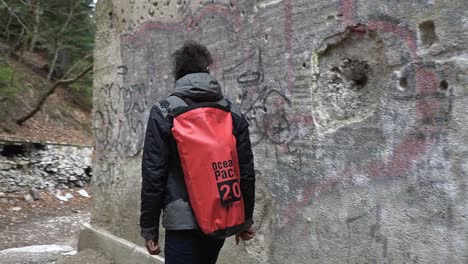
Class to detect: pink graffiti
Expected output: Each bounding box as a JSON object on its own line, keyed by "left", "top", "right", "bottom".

{"left": 279, "top": 0, "right": 443, "bottom": 228}
{"left": 121, "top": 3, "right": 240, "bottom": 45}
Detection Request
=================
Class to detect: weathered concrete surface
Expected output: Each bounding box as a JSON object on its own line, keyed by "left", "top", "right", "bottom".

{"left": 91, "top": 0, "right": 468, "bottom": 263}
{"left": 78, "top": 223, "right": 164, "bottom": 264}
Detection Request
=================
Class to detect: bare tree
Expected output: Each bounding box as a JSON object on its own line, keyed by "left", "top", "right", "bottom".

{"left": 16, "top": 54, "right": 93, "bottom": 125}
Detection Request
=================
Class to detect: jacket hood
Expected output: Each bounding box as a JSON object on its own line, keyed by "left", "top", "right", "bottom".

{"left": 171, "top": 73, "right": 223, "bottom": 102}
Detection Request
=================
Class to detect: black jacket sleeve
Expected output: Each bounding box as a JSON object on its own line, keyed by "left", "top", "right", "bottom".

{"left": 234, "top": 113, "right": 256, "bottom": 224}
{"left": 140, "top": 106, "right": 169, "bottom": 241}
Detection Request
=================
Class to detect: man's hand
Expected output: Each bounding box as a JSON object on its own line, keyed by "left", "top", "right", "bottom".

{"left": 235, "top": 226, "right": 256, "bottom": 245}
{"left": 145, "top": 239, "right": 161, "bottom": 255}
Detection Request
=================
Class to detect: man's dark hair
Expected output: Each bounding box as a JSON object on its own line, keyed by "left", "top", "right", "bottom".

{"left": 172, "top": 41, "right": 213, "bottom": 81}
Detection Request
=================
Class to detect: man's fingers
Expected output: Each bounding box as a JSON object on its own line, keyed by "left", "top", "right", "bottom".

{"left": 154, "top": 245, "right": 161, "bottom": 255}
{"left": 148, "top": 245, "right": 161, "bottom": 255}
{"left": 145, "top": 240, "right": 161, "bottom": 255}
{"left": 239, "top": 231, "right": 254, "bottom": 241}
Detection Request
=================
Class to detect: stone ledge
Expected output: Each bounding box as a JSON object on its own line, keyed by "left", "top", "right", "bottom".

{"left": 78, "top": 223, "right": 164, "bottom": 264}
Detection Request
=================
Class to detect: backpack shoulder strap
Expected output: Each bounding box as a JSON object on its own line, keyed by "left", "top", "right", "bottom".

{"left": 221, "top": 98, "right": 242, "bottom": 117}
{"left": 157, "top": 95, "right": 188, "bottom": 118}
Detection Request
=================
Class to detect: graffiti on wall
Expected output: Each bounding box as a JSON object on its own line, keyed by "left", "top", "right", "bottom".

{"left": 279, "top": 0, "right": 452, "bottom": 228}
{"left": 94, "top": 0, "right": 453, "bottom": 234}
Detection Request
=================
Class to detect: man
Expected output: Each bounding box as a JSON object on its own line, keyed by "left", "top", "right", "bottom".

{"left": 140, "top": 41, "right": 256, "bottom": 264}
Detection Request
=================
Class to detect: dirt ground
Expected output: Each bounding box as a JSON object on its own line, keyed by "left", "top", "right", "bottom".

{"left": 0, "top": 188, "right": 92, "bottom": 250}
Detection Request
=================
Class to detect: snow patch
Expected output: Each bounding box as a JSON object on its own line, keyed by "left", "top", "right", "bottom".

{"left": 0, "top": 244, "right": 75, "bottom": 254}
{"left": 77, "top": 189, "right": 90, "bottom": 198}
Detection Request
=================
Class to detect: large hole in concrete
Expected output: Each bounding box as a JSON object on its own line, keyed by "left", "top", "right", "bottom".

{"left": 312, "top": 27, "right": 390, "bottom": 132}
{"left": 419, "top": 20, "right": 438, "bottom": 48}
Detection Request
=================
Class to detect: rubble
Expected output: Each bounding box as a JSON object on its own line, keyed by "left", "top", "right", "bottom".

{"left": 0, "top": 141, "right": 93, "bottom": 193}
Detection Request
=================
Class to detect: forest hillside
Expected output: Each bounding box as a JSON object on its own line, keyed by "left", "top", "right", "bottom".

{"left": 0, "top": 0, "right": 95, "bottom": 145}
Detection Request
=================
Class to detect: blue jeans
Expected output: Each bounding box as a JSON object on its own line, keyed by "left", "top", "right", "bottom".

{"left": 164, "top": 230, "right": 225, "bottom": 264}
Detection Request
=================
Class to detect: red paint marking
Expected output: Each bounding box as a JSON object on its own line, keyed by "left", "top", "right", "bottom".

{"left": 368, "top": 20, "right": 418, "bottom": 59}
{"left": 121, "top": 4, "right": 239, "bottom": 45}
{"left": 284, "top": 0, "right": 294, "bottom": 94}
{"left": 416, "top": 66, "right": 439, "bottom": 95}
{"left": 280, "top": 132, "right": 434, "bottom": 228}
{"left": 340, "top": 0, "right": 355, "bottom": 26}
{"left": 279, "top": 0, "right": 444, "bottom": 228}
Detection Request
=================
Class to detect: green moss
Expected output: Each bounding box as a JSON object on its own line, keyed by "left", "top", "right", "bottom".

{"left": 0, "top": 61, "right": 24, "bottom": 98}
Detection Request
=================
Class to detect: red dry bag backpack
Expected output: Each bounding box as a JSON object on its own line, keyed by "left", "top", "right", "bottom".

{"left": 160, "top": 96, "right": 246, "bottom": 238}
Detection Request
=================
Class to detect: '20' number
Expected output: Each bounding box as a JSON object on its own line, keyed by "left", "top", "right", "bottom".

{"left": 217, "top": 179, "right": 241, "bottom": 206}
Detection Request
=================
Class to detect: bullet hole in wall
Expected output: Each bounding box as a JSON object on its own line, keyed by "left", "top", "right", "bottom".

{"left": 419, "top": 20, "right": 438, "bottom": 48}
{"left": 440, "top": 80, "right": 448, "bottom": 91}
{"left": 230, "top": 2, "right": 234, "bottom": 8}
{"left": 302, "top": 62, "right": 307, "bottom": 68}
{"left": 399, "top": 76, "right": 408, "bottom": 90}
{"left": 149, "top": 9, "right": 155, "bottom": 17}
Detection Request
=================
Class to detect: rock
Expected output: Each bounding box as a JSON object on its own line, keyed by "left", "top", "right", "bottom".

{"left": 56, "top": 183, "right": 68, "bottom": 189}
{"left": 45, "top": 164, "right": 58, "bottom": 173}
{"left": 30, "top": 188, "right": 41, "bottom": 200}
{"left": 75, "top": 181, "right": 85, "bottom": 187}
{"left": 73, "top": 168, "right": 85, "bottom": 176}
{"left": 18, "top": 161, "right": 29, "bottom": 166}
{"left": 6, "top": 186, "right": 18, "bottom": 193}
{"left": 0, "top": 161, "right": 16, "bottom": 170}
{"left": 56, "top": 193, "right": 70, "bottom": 202}
{"left": 77, "top": 189, "right": 90, "bottom": 198}
{"left": 68, "top": 176, "right": 78, "bottom": 182}
{"left": 10, "top": 206, "right": 22, "bottom": 211}
{"left": 65, "top": 193, "right": 74, "bottom": 200}
{"left": 24, "top": 194, "right": 34, "bottom": 203}
{"left": 58, "top": 177, "right": 68, "bottom": 183}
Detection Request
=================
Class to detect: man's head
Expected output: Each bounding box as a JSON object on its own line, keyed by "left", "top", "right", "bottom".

{"left": 172, "top": 41, "right": 213, "bottom": 81}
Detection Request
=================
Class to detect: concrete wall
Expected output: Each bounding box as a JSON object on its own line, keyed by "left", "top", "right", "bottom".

{"left": 92, "top": 0, "right": 468, "bottom": 263}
